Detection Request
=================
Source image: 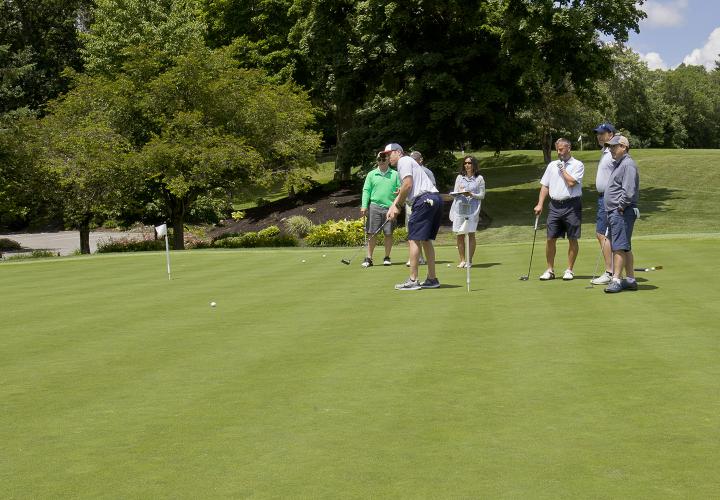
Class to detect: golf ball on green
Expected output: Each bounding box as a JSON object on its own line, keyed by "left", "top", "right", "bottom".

{"left": 210, "top": 301, "right": 216, "bottom": 307}
{"left": 302, "top": 259, "right": 306, "bottom": 263}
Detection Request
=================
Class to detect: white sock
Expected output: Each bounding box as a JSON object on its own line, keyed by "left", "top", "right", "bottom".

{"left": 626, "top": 276, "right": 636, "bottom": 283}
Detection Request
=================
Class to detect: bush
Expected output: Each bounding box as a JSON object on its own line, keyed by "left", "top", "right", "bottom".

{"left": 305, "top": 218, "right": 408, "bottom": 246}
{"left": 212, "top": 226, "right": 297, "bottom": 248}
{"left": 5, "top": 250, "right": 57, "bottom": 260}
{"left": 305, "top": 218, "right": 365, "bottom": 246}
{"left": 97, "top": 237, "right": 165, "bottom": 253}
{"left": 392, "top": 227, "right": 408, "bottom": 243}
{"left": 0, "top": 238, "right": 21, "bottom": 251}
{"left": 283, "top": 215, "right": 314, "bottom": 238}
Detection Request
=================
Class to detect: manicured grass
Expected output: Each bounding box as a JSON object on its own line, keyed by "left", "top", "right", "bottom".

{"left": 2, "top": 236, "right": 719, "bottom": 497}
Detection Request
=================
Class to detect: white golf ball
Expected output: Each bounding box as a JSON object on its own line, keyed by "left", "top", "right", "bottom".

{"left": 302, "top": 259, "right": 306, "bottom": 263}
{"left": 210, "top": 301, "right": 216, "bottom": 307}
{"left": 322, "top": 254, "right": 326, "bottom": 258}
{"left": 447, "top": 263, "right": 451, "bottom": 267}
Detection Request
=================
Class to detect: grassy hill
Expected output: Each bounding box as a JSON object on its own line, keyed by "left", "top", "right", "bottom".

{"left": 456, "top": 148, "right": 720, "bottom": 245}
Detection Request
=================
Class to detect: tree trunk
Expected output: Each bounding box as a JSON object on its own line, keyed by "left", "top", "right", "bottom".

{"left": 333, "top": 103, "right": 355, "bottom": 182}
{"left": 79, "top": 219, "right": 91, "bottom": 254}
{"left": 171, "top": 213, "right": 184, "bottom": 250}
{"left": 167, "top": 196, "right": 186, "bottom": 250}
{"left": 542, "top": 130, "right": 553, "bottom": 164}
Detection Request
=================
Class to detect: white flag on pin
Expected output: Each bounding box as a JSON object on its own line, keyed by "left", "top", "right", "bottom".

{"left": 155, "top": 223, "right": 167, "bottom": 237}
{"left": 578, "top": 135, "right": 582, "bottom": 142}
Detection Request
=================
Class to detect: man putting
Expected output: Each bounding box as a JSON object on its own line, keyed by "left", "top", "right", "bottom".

{"left": 603, "top": 135, "right": 640, "bottom": 293}
{"left": 384, "top": 143, "right": 443, "bottom": 290}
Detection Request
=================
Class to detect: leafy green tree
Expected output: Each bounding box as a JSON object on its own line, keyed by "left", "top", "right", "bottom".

{"left": 80, "top": 0, "right": 206, "bottom": 76}
{"left": 0, "top": 110, "right": 50, "bottom": 229}
{"left": 288, "top": 0, "right": 646, "bottom": 178}
{"left": 132, "top": 45, "right": 320, "bottom": 248}
{"left": 660, "top": 65, "right": 720, "bottom": 148}
{"left": 199, "top": 0, "right": 299, "bottom": 80}
{"left": 604, "top": 48, "right": 687, "bottom": 148}
{"left": 0, "top": 0, "right": 91, "bottom": 111}
{"left": 39, "top": 76, "right": 137, "bottom": 253}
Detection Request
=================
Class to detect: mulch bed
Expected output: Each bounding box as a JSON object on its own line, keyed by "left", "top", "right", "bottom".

{"left": 211, "top": 182, "right": 489, "bottom": 238}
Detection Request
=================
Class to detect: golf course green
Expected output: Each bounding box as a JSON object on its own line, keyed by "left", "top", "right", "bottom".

{"left": 2, "top": 149, "right": 719, "bottom": 497}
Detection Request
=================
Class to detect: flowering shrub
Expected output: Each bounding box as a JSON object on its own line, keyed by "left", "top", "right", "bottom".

{"left": 305, "top": 218, "right": 365, "bottom": 246}
{"left": 212, "top": 225, "right": 297, "bottom": 248}
{"left": 97, "top": 236, "right": 164, "bottom": 253}
{"left": 231, "top": 210, "right": 246, "bottom": 221}
{"left": 306, "top": 218, "right": 408, "bottom": 246}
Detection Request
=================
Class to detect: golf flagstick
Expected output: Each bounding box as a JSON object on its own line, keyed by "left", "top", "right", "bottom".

{"left": 156, "top": 223, "right": 171, "bottom": 280}
{"left": 465, "top": 220, "right": 470, "bottom": 292}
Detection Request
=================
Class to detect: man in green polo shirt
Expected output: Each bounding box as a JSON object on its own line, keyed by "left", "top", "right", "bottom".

{"left": 360, "top": 153, "right": 401, "bottom": 267}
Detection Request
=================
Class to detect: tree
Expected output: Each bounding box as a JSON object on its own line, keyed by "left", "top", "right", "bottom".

{"left": 80, "top": 0, "right": 206, "bottom": 76}
{"left": 132, "top": 45, "right": 320, "bottom": 249}
{"left": 288, "top": 0, "right": 646, "bottom": 178}
{"left": 660, "top": 65, "right": 720, "bottom": 148}
{"left": 604, "top": 48, "right": 687, "bottom": 148}
{"left": 0, "top": 0, "right": 92, "bottom": 111}
{"left": 39, "top": 75, "right": 137, "bottom": 253}
{"left": 199, "top": 0, "right": 299, "bottom": 80}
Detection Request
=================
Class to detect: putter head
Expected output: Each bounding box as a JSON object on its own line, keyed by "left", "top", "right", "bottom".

{"left": 519, "top": 275, "right": 529, "bottom": 281}
{"left": 340, "top": 259, "right": 351, "bottom": 265}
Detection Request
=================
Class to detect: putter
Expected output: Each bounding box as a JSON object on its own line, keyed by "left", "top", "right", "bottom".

{"left": 519, "top": 214, "right": 540, "bottom": 280}
{"left": 634, "top": 266, "right": 663, "bottom": 271}
{"left": 340, "top": 218, "right": 390, "bottom": 265}
{"left": 586, "top": 227, "right": 610, "bottom": 289}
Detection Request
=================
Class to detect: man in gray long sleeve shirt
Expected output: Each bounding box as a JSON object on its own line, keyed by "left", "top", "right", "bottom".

{"left": 603, "top": 135, "right": 640, "bottom": 293}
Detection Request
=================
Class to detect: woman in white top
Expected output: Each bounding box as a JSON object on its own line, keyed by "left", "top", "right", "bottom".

{"left": 450, "top": 156, "right": 485, "bottom": 267}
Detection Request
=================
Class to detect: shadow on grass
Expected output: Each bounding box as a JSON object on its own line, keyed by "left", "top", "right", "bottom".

{"left": 484, "top": 185, "right": 681, "bottom": 230}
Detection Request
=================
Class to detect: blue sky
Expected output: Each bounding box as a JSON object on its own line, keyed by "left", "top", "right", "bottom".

{"left": 626, "top": 0, "right": 720, "bottom": 70}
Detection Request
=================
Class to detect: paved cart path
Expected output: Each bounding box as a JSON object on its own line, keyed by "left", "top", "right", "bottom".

{"left": 0, "top": 231, "right": 140, "bottom": 256}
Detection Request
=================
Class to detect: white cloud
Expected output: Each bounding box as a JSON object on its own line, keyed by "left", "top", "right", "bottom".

{"left": 683, "top": 27, "right": 720, "bottom": 69}
{"left": 639, "top": 51, "right": 668, "bottom": 70}
{"left": 641, "top": 0, "right": 688, "bottom": 28}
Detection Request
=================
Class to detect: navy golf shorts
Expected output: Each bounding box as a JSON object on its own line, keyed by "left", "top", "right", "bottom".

{"left": 408, "top": 193, "right": 443, "bottom": 241}
{"left": 547, "top": 197, "right": 582, "bottom": 240}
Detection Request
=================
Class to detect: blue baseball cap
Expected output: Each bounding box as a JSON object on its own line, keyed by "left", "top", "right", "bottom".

{"left": 593, "top": 122, "right": 616, "bottom": 134}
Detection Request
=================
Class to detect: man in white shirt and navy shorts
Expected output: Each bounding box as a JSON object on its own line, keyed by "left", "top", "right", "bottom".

{"left": 384, "top": 143, "right": 443, "bottom": 290}
{"left": 533, "top": 137, "right": 585, "bottom": 281}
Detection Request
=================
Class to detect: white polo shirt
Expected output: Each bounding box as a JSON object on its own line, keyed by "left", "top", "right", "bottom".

{"left": 540, "top": 157, "right": 584, "bottom": 200}
{"left": 397, "top": 156, "right": 438, "bottom": 203}
{"left": 595, "top": 147, "right": 614, "bottom": 194}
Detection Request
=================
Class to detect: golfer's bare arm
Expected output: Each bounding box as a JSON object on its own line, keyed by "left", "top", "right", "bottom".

{"left": 388, "top": 176, "right": 413, "bottom": 220}
{"left": 559, "top": 168, "right": 577, "bottom": 187}
{"left": 534, "top": 185, "right": 549, "bottom": 215}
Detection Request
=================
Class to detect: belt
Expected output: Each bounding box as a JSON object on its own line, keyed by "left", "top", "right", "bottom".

{"left": 551, "top": 197, "right": 580, "bottom": 205}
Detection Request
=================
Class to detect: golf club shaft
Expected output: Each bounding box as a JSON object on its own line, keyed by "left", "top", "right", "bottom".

{"left": 524, "top": 214, "right": 540, "bottom": 279}
{"left": 341, "top": 218, "right": 390, "bottom": 265}
{"left": 589, "top": 227, "right": 610, "bottom": 285}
